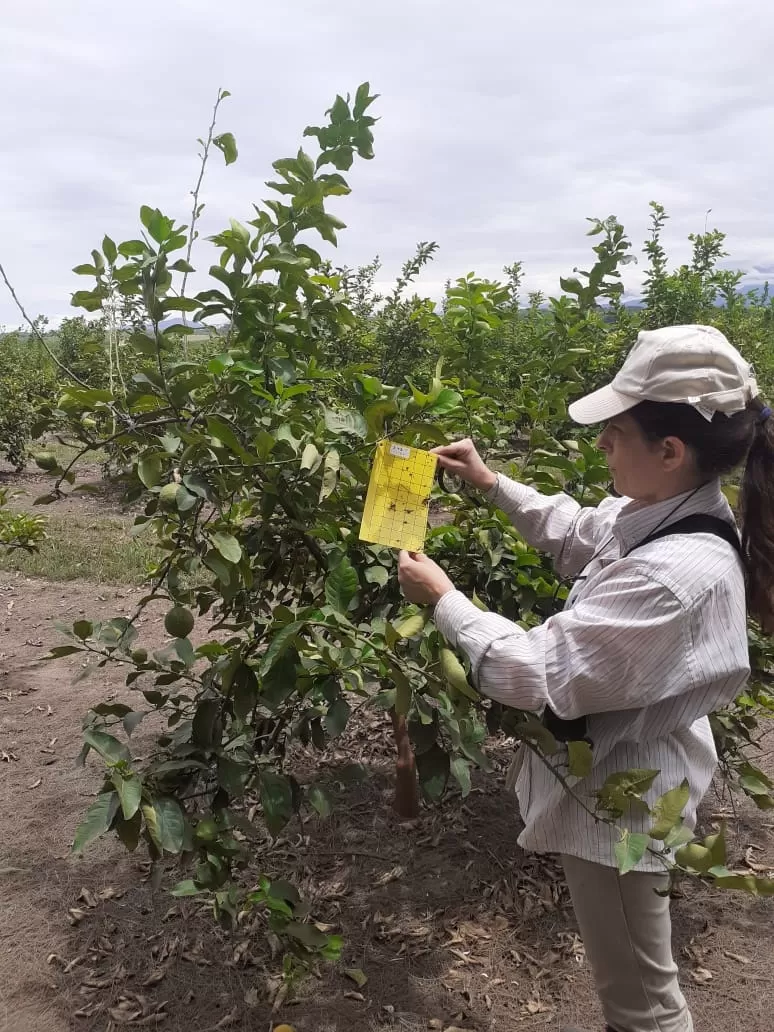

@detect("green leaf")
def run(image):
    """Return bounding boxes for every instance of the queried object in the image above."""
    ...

[83,729,130,764]
[308,783,333,817]
[648,780,690,840]
[300,442,320,471]
[113,773,142,820]
[615,830,650,875]
[142,797,185,853]
[260,770,294,836]
[324,697,351,738]
[364,564,388,587]
[117,239,147,257]
[212,532,242,564]
[192,698,221,748]
[72,791,120,853]
[44,644,84,659]
[395,611,429,638]
[227,663,257,720]
[567,740,593,779]
[427,388,462,414]
[260,621,305,676]
[353,81,378,118]
[323,407,367,438]
[450,756,472,797]
[171,879,206,897]
[102,235,117,264]
[595,769,660,819]
[138,454,163,489]
[123,711,145,736]
[218,754,248,797]
[206,416,248,457]
[324,556,358,613]
[319,449,340,501]
[115,809,142,851]
[285,920,330,949]
[72,619,93,640]
[213,131,238,165]
[416,743,450,801]
[439,648,478,701]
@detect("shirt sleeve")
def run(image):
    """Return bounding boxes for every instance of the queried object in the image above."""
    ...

[433,560,692,719]
[484,473,619,579]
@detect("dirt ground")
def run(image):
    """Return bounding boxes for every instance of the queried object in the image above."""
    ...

[0,474,773,1030]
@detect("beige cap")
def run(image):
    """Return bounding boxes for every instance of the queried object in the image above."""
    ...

[569,324,758,425]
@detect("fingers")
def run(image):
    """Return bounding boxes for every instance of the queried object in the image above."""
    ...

[431,438,472,457]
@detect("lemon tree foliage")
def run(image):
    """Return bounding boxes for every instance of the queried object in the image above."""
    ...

[33,84,774,949]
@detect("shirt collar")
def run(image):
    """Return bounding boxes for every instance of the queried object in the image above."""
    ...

[612,479,734,554]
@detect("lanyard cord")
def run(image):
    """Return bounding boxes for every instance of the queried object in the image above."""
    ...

[550,484,705,607]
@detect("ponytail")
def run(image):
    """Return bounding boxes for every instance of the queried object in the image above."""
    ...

[629,399,774,629]
[740,399,774,629]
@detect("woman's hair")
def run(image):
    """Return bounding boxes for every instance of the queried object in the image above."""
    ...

[629,398,774,629]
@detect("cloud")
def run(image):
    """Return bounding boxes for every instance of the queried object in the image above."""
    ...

[2,0,772,325]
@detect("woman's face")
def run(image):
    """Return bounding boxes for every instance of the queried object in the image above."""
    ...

[596,413,695,502]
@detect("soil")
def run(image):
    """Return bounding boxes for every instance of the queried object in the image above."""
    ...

[0,475,773,1030]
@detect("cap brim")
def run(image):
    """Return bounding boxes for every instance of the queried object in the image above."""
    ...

[568,384,641,425]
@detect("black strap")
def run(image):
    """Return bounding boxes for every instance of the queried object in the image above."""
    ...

[543,513,742,744]
[624,513,742,559]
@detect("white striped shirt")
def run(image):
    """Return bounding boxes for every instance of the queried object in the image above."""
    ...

[434,474,750,871]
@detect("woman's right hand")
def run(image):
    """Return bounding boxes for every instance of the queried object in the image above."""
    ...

[431,438,497,492]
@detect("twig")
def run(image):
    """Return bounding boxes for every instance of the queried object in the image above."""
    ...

[180,87,229,344]
[520,738,605,825]
[0,261,92,389]
[298,848,396,862]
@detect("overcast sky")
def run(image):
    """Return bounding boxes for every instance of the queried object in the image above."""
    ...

[2,0,773,326]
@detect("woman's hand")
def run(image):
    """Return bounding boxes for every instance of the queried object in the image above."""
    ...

[432,438,497,492]
[397,551,455,606]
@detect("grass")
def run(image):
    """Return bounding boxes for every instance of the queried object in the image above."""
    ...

[0,511,158,584]
[32,439,108,469]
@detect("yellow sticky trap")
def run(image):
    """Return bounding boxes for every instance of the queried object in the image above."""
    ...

[359,441,437,552]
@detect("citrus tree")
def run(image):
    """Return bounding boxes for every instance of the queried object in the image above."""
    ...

[26,85,774,969]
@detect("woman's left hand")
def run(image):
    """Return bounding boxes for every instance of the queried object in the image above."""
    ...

[397,550,455,606]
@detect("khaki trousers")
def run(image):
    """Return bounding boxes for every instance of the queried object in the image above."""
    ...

[561,855,693,1032]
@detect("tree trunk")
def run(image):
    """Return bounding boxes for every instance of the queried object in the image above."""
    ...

[391,710,419,818]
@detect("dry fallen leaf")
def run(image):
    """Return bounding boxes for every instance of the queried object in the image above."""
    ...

[214,1008,240,1028]
[343,967,368,988]
[79,888,98,909]
[343,991,365,1001]
[28,777,42,789]
[691,967,713,984]
[374,865,405,886]
[143,968,166,987]
[724,951,751,965]
[67,908,87,926]
[744,847,773,874]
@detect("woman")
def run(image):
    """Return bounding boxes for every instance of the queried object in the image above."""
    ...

[397,325,774,1032]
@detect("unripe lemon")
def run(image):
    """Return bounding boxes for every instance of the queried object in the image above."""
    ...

[131,648,148,664]
[158,483,180,512]
[33,452,58,471]
[675,843,712,871]
[273,1026,296,1032]
[164,605,194,639]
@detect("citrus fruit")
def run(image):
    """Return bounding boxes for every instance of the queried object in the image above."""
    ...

[164,605,194,638]
[131,648,148,664]
[675,843,712,871]
[158,483,180,512]
[33,452,58,471]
